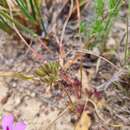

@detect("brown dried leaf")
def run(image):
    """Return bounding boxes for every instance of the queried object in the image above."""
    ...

[81,69,90,91]
[75,111,91,130]
[64,52,82,70]
[96,98,106,109]
[76,69,94,92]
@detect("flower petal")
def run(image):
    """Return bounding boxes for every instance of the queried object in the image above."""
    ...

[13,122,27,130]
[2,114,14,130]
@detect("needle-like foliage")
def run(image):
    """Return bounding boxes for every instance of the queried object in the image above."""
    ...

[80,0,123,49]
[35,62,60,86]
[0,0,46,39]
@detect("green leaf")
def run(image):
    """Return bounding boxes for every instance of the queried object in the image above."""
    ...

[33,0,47,34]
[0,0,47,37]
[109,0,121,16]
[35,62,60,86]
[109,0,116,10]
[91,19,104,34]
[80,21,86,33]
[0,16,12,33]
[29,0,36,20]
[14,72,34,80]
[15,0,35,22]
[0,11,37,37]
[96,0,104,16]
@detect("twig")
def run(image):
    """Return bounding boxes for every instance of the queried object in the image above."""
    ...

[87,98,106,122]
[59,0,74,45]
[45,107,69,130]
[37,38,52,53]
[50,0,69,33]
[59,82,73,106]
[0,71,36,80]
[6,0,43,60]
[96,68,126,91]
[80,97,105,128]
[59,0,74,67]
[78,49,119,70]
[76,0,80,34]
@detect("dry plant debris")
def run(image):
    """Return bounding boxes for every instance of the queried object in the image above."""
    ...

[0,0,130,130]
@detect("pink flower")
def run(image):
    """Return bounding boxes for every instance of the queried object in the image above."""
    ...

[2,114,26,130]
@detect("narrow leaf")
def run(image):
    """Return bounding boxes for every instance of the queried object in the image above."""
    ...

[15,0,35,22]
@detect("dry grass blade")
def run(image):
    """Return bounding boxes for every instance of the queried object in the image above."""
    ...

[96,58,101,74]
[59,0,74,45]
[6,0,43,59]
[64,52,82,70]
[79,49,119,70]
[96,68,127,91]
[45,107,69,130]
[76,0,80,33]
[87,98,105,122]
[0,71,34,80]
[59,0,74,67]
[0,5,7,11]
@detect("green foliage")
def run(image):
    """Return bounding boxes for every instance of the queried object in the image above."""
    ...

[16,0,35,22]
[109,0,117,9]
[84,0,122,49]
[0,11,37,37]
[109,0,119,16]
[80,21,87,33]
[0,15,12,33]
[91,19,105,35]
[0,0,46,39]
[96,0,104,16]
[0,62,60,86]
[35,62,60,86]
[14,72,34,80]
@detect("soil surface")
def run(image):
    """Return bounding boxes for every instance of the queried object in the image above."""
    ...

[0,1,130,130]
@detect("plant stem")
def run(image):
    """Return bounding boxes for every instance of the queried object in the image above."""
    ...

[124,12,129,65]
[60,82,73,106]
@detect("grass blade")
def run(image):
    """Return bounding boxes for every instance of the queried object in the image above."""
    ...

[15,0,35,22]
[29,0,36,20]
[0,0,7,7]
[33,0,47,34]
[0,11,37,37]
[0,16,12,33]
[96,0,104,16]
